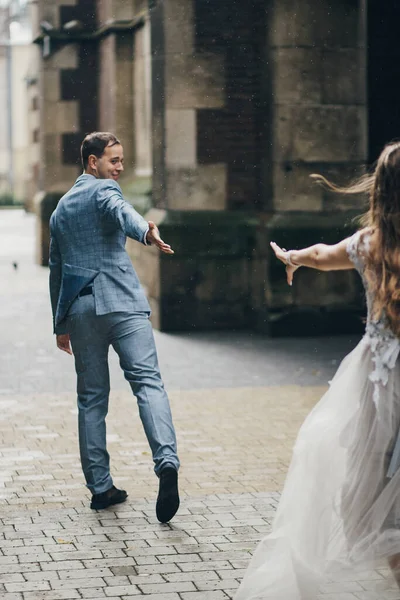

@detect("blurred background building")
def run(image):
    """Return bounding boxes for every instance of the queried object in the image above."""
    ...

[0,0,34,205]
[2,0,397,334]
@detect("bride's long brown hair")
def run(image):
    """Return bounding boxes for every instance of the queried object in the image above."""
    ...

[311,141,400,336]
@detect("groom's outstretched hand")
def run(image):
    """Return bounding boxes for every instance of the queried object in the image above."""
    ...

[146,221,174,255]
[56,334,73,355]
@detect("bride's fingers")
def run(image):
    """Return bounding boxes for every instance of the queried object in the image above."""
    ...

[287,265,299,286]
[270,242,286,261]
[271,242,297,285]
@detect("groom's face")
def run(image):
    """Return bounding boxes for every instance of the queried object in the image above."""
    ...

[94,143,124,181]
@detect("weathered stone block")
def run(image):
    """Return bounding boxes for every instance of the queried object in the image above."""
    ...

[43,133,61,169]
[273,105,293,162]
[273,162,323,212]
[44,164,80,193]
[43,101,79,134]
[321,49,366,105]
[295,269,358,307]
[151,107,165,205]
[42,70,61,102]
[265,210,360,248]
[159,257,249,303]
[42,132,79,189]
[270,0,360,49]
[273,48,322,104]
[165,52,225,110]
[266,275,294,310]
[167,164,227,210]
[113,0,136,20]
[291,106,365,162]
[166,109,196,167]
[273,162,367,212]
[164,0,194,56]
[45,44,79,70]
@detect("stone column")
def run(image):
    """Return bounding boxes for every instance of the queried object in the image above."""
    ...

[134,17,152,177]
[98,32,135,179]
[97,0,141,183]
[128,0,265,331]
[260,0,367,334]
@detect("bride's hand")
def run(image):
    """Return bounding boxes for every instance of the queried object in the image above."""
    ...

[270,241,299,287]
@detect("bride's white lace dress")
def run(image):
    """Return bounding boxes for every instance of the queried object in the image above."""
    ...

[236,230,400,600]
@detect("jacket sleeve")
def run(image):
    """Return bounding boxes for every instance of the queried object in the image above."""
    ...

[48,215,67,335]
[96,180,149,244]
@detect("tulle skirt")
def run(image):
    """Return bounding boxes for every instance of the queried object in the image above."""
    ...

[236,336,400,600]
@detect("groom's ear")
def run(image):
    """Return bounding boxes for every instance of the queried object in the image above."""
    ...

[88,154,97,170]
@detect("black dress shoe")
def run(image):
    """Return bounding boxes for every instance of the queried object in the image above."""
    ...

[156,467,180,523]
[90,485,128,510]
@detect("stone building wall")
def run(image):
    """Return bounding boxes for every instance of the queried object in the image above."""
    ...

[128,0,367,333]
[34,0,368,334]
[255,0,367,334]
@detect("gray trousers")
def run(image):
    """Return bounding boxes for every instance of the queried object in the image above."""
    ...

[67,294,179,494]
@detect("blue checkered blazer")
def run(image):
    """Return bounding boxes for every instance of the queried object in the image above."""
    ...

[49,174,151,335]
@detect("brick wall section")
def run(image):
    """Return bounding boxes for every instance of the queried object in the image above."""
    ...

[195,0,267,211]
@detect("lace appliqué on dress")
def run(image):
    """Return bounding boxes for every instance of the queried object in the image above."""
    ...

[364,321,400,407]
[346,230,367,274]
[346,231,400,410]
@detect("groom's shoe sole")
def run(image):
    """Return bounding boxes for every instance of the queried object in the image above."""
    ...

[156,467,180,523]
[90,487,128,510]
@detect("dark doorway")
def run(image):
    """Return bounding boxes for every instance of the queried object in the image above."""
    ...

[368,0,400,163]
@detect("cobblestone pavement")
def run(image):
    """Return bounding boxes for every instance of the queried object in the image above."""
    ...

[1,210,398,599]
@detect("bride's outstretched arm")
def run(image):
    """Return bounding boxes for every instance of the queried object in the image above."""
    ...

[270,235,357,286]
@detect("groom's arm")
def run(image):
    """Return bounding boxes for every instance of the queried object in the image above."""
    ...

[96,180,149,244]
[49,215,68,335]
[96,181,174,254]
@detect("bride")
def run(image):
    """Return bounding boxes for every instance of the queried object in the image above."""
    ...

[236,141,400,600]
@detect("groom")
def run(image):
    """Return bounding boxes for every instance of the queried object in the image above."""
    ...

[49,131,180,522]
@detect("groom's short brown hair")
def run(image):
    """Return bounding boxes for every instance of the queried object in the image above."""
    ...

[81,132,120,169]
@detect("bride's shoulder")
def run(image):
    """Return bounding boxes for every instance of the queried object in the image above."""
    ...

[346,227,374,271]
[349,227,374,249]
